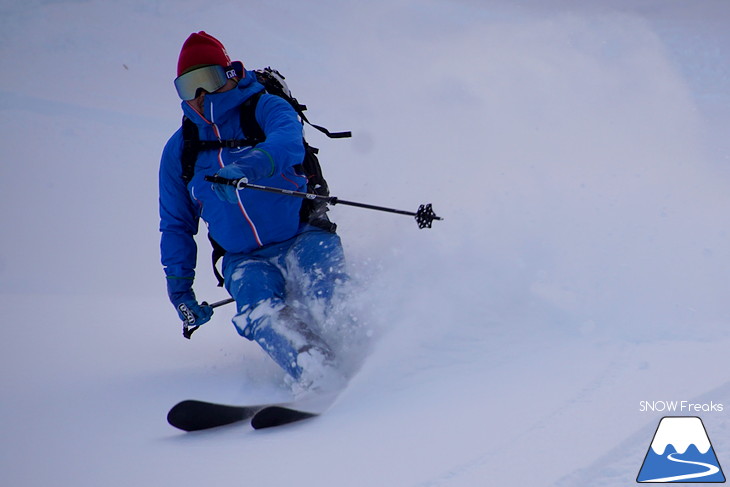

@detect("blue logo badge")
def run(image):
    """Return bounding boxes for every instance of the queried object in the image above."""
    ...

[637,416,725,483]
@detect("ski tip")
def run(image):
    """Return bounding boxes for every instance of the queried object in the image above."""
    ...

[167,400,203,431]
[250,406,319,430]
[167,400,257,432]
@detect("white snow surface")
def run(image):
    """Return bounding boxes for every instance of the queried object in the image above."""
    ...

[2,1,730,486]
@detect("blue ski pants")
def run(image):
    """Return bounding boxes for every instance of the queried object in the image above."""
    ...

[222,226,347,377]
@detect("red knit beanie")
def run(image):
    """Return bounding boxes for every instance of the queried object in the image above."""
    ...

[177,31,232,76]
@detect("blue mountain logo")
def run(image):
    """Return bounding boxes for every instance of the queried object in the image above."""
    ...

[637,416,725,483]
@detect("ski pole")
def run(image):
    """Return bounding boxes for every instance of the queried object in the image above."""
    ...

[204,175,443,229]
[204,297,235,309]
[182,297,235,339]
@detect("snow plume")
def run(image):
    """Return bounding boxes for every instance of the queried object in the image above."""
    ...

[336,1,730,348]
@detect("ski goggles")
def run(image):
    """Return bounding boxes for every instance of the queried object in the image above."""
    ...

[174,64,239,101]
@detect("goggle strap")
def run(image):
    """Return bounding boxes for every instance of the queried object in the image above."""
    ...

[229,61,244,78]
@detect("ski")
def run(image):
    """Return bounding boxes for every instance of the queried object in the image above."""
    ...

[250,406,320,429]
[167,400,263,431]
[168,390,342,432]
[250,390,340,429]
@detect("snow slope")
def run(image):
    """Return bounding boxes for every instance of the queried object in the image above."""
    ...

[1,1,730,486]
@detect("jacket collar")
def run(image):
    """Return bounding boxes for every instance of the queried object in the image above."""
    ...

[181,69,264,125]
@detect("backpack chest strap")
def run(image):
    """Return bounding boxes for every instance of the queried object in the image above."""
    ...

[183,138,258,151]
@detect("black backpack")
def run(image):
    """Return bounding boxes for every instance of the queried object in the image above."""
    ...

[180,67,351,286]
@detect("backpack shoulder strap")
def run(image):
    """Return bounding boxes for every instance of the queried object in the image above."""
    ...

[239,91,265,144]
[180,116,199,184]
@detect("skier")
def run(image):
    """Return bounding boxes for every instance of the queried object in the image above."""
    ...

[159,32,348,394]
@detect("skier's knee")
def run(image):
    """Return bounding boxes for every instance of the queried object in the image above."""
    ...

[232,298,284,339]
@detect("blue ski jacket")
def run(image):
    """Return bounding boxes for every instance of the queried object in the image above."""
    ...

[159,69,307,302]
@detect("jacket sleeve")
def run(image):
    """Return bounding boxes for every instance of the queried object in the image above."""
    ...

[159,130,199,303]
[247,93,305,177]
